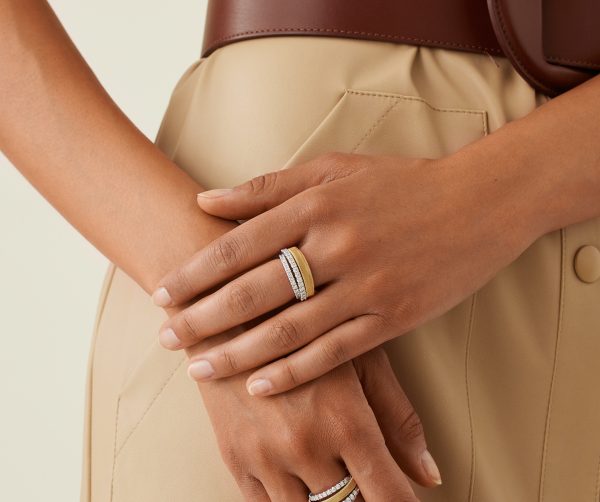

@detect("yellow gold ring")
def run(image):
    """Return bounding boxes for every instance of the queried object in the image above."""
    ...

[289,246,315,298]
[320,478,358,502]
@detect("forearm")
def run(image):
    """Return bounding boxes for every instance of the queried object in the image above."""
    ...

[0,0,234,293]
[450,74,600,244]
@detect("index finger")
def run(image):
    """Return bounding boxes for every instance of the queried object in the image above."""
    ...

[151,198,308,307]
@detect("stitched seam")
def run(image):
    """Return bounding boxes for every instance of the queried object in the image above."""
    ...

[346,90,488,117]
[113,355,186,461]
[110,356,186,499]
[351,100,399,153]
[208,27,503,55]
[82,264,117,502]
[81,264,116,502]
[346,90,488,153]
[492,0,553,96]
[538,228,567,502]
[465,293,478,502]
[109,396,121,502]
[546,55,600,70]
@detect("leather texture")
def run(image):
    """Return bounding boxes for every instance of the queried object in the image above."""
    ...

[201,0,504,58]
[543,0,600,71]
[488,0,597,96]
[202,0,600,97]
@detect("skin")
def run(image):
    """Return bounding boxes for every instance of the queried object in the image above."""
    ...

[154,75,600,396]
[0,0,440,500]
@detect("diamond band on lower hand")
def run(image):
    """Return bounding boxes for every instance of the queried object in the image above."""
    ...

[308,476,359,502]
[309,476,351,501]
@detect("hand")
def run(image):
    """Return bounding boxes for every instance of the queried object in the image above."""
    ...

[154,152,534,394]
[195,337,442,501]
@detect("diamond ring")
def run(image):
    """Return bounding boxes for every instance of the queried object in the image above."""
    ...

[279,246,315,301]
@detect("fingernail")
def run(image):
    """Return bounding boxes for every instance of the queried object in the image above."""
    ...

[197,188,232,199]
[188,359,215,380]
[421,450,442,485]
[152,287,172,307]
[247,378,272,396]
[159,328,181,349]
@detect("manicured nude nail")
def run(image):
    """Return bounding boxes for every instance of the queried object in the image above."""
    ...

[421,450,442,485]
[159,328,182,349]
[247,378,273,396]
[197,188,232,198]
[152,287,172,307]
[188,359,215,380]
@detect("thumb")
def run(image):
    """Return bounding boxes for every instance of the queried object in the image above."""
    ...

[196,152,356,220]
[354,348,443,489]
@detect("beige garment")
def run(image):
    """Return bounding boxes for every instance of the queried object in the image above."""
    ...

[80,36,600,502]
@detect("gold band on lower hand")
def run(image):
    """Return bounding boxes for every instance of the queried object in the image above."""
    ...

[321,478,357,502]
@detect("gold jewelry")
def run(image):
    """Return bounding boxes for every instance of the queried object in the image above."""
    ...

[289,246,315,298]
[308,476,351,501]
[321,478,358,502]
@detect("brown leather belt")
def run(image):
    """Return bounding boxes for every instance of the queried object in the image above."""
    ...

[201,0,600,96]
[201,0,503,59]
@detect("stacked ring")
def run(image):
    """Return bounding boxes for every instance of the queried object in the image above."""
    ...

[308,476,360,502]
[279,246,315,301]
[309,476,351,501]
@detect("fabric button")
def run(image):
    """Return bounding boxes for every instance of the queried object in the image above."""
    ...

[574,245,600,284]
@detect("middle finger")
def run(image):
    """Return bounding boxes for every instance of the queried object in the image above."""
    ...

[159,244,336,350]
[159,258,295,349]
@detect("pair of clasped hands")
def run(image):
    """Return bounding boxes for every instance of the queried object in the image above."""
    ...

[150,152,533,501]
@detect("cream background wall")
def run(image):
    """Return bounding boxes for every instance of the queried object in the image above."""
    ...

[0,1,207,499]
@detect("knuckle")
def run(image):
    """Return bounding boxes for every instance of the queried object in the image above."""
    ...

[390,297,420,332]
[327,226,363,262]
[217,345,240,373]
[305,190,330,215]
[237,474,264,497]
[399,409,425,442]
[353,347,389,379]
[286,431,314,460]
[210,238,245,272]
[224,281,260,316]
[172,265,195,298]
[180,311,201,340]
[279,358,301,388]
[318,151,348,168]
[333,415,360,442]
[319,152,356,183]
[253,441,274,468]
[265,317,304,352]
[316,337,348,369]
[218,443,244,475]
[366,311,393,335]
[248,172,277,195]
[298,190,331,225]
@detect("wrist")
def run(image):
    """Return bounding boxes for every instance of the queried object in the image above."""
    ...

[461,80,600,242]
[445,111,598,252]
[438,126,547,258]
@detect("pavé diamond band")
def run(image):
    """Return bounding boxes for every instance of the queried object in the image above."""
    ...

[308,477,358,502]
[279,246,315,301]
[308,475,351,501]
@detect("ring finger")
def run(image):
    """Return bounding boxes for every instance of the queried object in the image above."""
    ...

[295,458,351,502]
[158,246,333,350]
